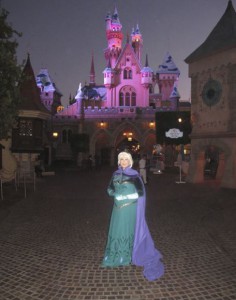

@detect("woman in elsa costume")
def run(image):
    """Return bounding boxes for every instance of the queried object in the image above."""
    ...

[102,151,164,281]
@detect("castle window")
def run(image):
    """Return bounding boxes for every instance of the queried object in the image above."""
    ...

[125,92,130,106]
[128,70,132,79]
[119,92,124,106]
[119,86,136,107]
[124,68,132,79]
[131,92,136,106]
[19,120,33,136]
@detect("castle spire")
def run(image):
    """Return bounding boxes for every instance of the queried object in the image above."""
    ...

[89,53,95,86]
[145,54,149,67]
[131,23,143,62]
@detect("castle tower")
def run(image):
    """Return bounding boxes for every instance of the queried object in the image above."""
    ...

[131,24,143,62]
[36,69,62,114]
[75,83,84,118]
[141,54,153,88]
[104,7,123,68]
[169,81,180,110]
[156,52,180,101]
[103,58,115,89]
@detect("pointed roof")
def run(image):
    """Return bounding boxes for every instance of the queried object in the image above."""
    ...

[89,53,96,86]
[19,55,50,117]
[115,41,142,71]
[141,54,153,73]
[157,52,180,74]
[105,11,111,21]
[75,83,83,100]
[36,69,62,95]
[72,85,106,102]
[103,57,113,73]
[170,82,180,98]
[185,0,236,63]
[112,6,121,24]
[131,24,141,36]
[145,54,148,67]
[90,54,95,75]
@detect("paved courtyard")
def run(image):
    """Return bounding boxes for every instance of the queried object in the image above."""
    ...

[0,163,235,300]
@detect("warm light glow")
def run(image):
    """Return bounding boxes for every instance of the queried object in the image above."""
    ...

[128,137,132,141]
[149,121,155,128]
[53,132,58,138]
[57,105,64,113]
[178,118,182,123]
[100,121,104,127]
[123,132,133,137]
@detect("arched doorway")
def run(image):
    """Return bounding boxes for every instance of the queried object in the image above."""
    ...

[115,137,140,167]
[204,145,220,179]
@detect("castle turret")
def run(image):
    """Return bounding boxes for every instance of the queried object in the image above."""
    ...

[156,52,180,101]
[103,58,114,89]
[131,24,143,62]
[169,81,180,110]
[75,83,84,118]
[141,54,153,87]
[104,6,123,68]
[36,68,62,114]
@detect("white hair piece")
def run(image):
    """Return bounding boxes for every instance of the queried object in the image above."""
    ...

[118,152,133,167]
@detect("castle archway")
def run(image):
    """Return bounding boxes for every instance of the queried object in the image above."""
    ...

[187,138,232,187]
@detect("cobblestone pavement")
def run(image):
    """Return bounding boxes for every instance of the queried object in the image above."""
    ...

[0,163,235,300]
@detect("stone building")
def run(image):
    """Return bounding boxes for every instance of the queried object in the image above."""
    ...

[11,55,51,168]
[0,55,51,192]
[185,0,236,188]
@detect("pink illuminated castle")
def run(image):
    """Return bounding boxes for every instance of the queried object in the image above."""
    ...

[36,6,188,164]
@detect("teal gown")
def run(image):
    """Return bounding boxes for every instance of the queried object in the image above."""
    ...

[102,171,141,267]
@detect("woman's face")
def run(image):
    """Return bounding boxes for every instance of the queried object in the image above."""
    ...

[119,157,130,169]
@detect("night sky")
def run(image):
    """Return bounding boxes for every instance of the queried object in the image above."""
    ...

[2,0,233,106]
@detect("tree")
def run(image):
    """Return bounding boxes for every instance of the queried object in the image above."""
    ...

[0,7,22,140]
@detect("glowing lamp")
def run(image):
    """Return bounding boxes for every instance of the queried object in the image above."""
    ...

[99,121,106,129]
[53,132,58,138]
[149,121,155,128]
[178,118,182,123]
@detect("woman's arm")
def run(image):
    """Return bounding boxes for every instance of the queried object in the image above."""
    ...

[134,176,144,197]
[107,175,115,197]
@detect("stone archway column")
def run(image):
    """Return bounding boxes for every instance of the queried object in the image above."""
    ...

[0,138,17,180]
[110,147,116,167]
[220,147,236,189]
[186,143,205,183]
[216,152,224,180]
